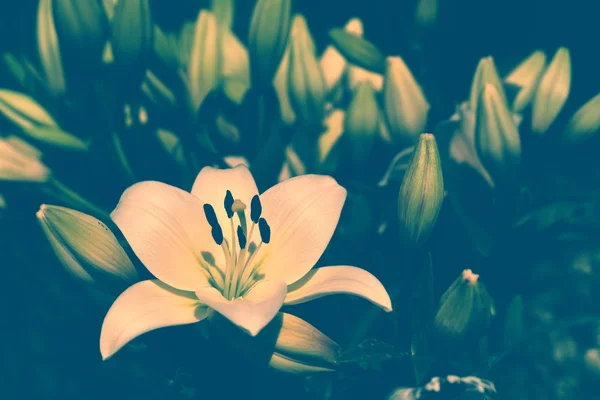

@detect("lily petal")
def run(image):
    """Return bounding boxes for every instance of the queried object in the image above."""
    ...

[285,266,392,312]
[195,280,287,336]
[259,174,346,285]
[191,165,259,243]
[100,280,207,360]
[111,181,216,291]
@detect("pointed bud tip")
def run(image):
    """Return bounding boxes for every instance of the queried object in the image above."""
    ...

[462,269,479,284]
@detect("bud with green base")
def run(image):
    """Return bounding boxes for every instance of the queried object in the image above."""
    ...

[288,32,327,129]
[52,0,109,67]
[563,93,600,145]
[37,205,138,291]
[475,83,521,187]
[397,133,444,247]
[384,56,430,145]
[469,56,507,114]
[248,0,292,89]
[345,81,379,166]
[531,47,571,135]
[110,0,153,85]
[433,269,495,351]
[504,50,547,113]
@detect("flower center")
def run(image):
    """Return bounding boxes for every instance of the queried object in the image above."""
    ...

[201,191,271,300]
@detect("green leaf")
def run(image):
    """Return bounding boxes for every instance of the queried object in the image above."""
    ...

[328,28,385,73]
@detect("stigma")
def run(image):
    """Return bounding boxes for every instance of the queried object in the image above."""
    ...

[202,191,271,299]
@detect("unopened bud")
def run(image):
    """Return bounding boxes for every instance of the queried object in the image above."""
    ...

[345,81,379,165]
[475,83,521,185]
[469,56,506,114]
[398,133,444,247]
[274,14,317,125]
[328,28,385,73]
[288,35,327,127]
[248,0,292,89]
[433,269,495,349]
[0,90,88,150]
[222,30,250,89]
[210,0,234,29]
[384,56,430,145]
[52,0,109,67]
[504,50,547,113]
[110,0,153,82]
[36,205,138,288]
[37,0,66,96]
[0,136,50,182]
[415,0,439,27]
[563,93,600,144]
[531,47,571,134]
[188,10,222,113]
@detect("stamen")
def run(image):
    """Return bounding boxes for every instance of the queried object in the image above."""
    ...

[224,190,234,218]
[232,199,246,212]
[237,225,247,249]
[258,218,271,243]
[210,226,223,245]
[203,204,220,228]
[250,195,262,223]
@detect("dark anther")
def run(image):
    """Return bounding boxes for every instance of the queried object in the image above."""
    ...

[250,195,262,223]
[211,226,224,245]
[203,204,219,228]
[237,225,247,249]
[224,190,234,218]
[258,218,271,244]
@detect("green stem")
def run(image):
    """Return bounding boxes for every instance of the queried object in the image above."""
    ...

[45,177,111,220]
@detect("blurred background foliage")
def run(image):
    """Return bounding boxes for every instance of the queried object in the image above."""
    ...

[1,0,600,399]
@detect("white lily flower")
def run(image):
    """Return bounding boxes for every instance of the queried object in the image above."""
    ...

[100,165,392,360]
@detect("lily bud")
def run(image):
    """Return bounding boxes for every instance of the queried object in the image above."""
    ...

[213,312,340,374]
[222,30,250,87]
[345,81,379,165]
[415,0,439,27]
[0,136,50,182]
[188,10,222,113]
[110,0,153,81]
[37,0,66,96]
[433,269,495,349]
[0,90,88,150]
[328,28,385,73]
[475,83,521,185]
[320,18,363,94]
[563,93,600,144]
[504,50,547,113]
[288,35,327,128]
[398,133,444,247]
[36,205,138,288]
[52,0,109,67]
[384,56,430,145]
[248,0,292,89]
[318,110,345,171]
[531,47,571,134]
[469,56,507,114]
[274,14,317,125]
[210,0,234,29]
